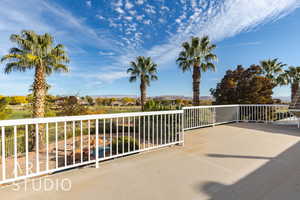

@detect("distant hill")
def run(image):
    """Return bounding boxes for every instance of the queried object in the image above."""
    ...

[91,95,137,98]
[91,95,213,100]
[273,96,290,103]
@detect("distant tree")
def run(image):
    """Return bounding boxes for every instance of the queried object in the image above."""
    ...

[177,36,217,106]
[259,58,285,85]
[127,56,158,111]
[95,98,105,106]
[0,97,11,119]
[121,97,135,105]
[182,99,191,106]
[210,65,244,104]
[175,99,183,105]
[9,96,28,105]
[144,99,172,111]
[58,96,88,116]
[199,99,213,105]
[1,30,69,119]
[277,66,300,103]
[211,65,274,104]
[85,96,94,106]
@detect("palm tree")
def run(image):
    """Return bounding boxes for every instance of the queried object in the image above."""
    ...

[1,30,69,119]
[177,36,217,106]
[277,66,300,103]
[127,56,158,111]
[259,58,285,84]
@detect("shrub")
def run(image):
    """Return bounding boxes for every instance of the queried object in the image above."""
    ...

[9,96,28,105]
[112,136,139,154]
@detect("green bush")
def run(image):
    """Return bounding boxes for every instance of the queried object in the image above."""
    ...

[112,136,139,154]
[144,99,175,111]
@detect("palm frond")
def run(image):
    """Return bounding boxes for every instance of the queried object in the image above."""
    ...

[177,35,217,74]
[127,56,158,88]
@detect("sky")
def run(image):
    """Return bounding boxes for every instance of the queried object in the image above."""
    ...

[0,0,300,98]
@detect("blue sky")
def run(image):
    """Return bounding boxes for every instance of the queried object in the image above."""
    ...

[0,0,300,98]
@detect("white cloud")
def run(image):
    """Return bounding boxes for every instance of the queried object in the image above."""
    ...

[113,0,123,7]
[143,0,300,67]
[124,16,133,21]
[129,10,137,16]
[86,1,92,8]
[175,18,181,23]
[115,7,125,14]
[136,15,144,21]
[96,15,105,20]
[95,71,128,83]
[233,41,262,47]
[191,0,197,9]
[143,19,151,24]
[71,70,129,84]
[159,18,166,23]
[98,51,116,56]
[161,6,170,11]
[136,0,145,5]
[144,4,156,14]
[125,0,134,9]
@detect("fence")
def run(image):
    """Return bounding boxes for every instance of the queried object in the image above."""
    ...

[0,110,184,185]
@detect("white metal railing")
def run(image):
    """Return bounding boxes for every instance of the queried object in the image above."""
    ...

[239,104,291,122]
[183,105,239,130]
[183,104,296,130]
[0,110,184,185]
[0,104,297,185]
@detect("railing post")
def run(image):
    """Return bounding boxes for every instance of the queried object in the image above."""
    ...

[95,119,99,168]
[1,127,6,181]
[212,107,216,127]
[181,112,184,147]
[236,105,240,122]
[266,106,268,123]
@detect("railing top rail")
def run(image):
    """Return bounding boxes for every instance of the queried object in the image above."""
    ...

[0,110,183,127]
[289,109,300,112]
[239,104,289,106]
[183,105,240,109]
[183,104,289,109]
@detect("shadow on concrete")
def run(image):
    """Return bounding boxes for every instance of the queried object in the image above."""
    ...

[206,153,274,160]
[198,141,300,200]
[224,122,300,137]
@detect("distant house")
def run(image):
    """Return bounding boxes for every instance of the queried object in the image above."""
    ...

[124,102,136,106]
[78,98,89,106]
[111,101,123,106]
[54,97,66,105]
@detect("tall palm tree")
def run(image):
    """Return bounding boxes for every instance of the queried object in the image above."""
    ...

[177,36,217,106]
[277,66,300,103]
[259,58,285,84]
[1,30,69,118]
[127,56,158,111]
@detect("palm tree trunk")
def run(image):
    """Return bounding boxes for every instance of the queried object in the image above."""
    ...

[291,82,299,104]
[192,65,201,106]
[32,65,46,150]
[140,81,146,111]
[33,66,46,118]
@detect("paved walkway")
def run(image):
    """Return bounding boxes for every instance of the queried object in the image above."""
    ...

[1,123,300,200]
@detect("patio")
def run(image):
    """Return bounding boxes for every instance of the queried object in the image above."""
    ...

[1,122,300,200]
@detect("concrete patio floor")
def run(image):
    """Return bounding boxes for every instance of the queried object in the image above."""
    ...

[1,123,300,200]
